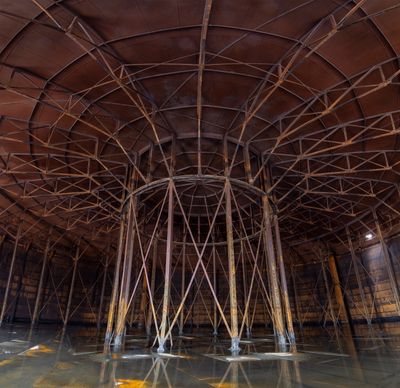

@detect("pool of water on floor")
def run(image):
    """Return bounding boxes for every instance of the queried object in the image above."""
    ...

[0,323,399,387]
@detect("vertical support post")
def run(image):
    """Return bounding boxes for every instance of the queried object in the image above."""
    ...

[157,181,174,353]
[64,245,79,330]
[194,229,200,331]
[225,180,240,352]
[178,229,186,336]
[240,237,251,338]
[290,265,303,331]
[274,215,295,343]
[212,242,219,336]
[346,227,371,325]
[32,232,52,326]
[105,214,126,342]
[321,259,338,332]
[328,253,350,323]
[262,196,286,348]
[146,238,158,336]
[0,223,22,326]
[146,141,154,183]
[11,241,31,323]
[373,209,400,316]
[39,253,53,324]
[224,135,240,353]
[128,263,139,327]
[138,263,148,329]
[0,235,6,265]
[114,196,137,347]
[262,240,273,330]
[243,142,253,184]
[190,282,195,330]
[97,255,109,331]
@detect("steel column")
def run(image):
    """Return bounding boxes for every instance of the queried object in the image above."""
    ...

[346,227,371,325]
[212,242,219,336]
[243,143,253,184]
[146,238,158,336]
[105,214,126,342]
[114,196,137,347]
[240,237,251,338]
[138,263,148,329]
[0,223,22,326]
[178,229,186,336]
[262,196,286,347]
[321,259,338,334]
[97,257,109,331]
[157,181,174,353]
[274,215,295,343]
[128,264,139,327]
[225,180,240,352]
[328,254,350,324]
[0,235,5,266]
[373,210,400,316]
[63,246,79,329]
[10,242,31,323]
[32,234,52,326]
[290,265,303,331]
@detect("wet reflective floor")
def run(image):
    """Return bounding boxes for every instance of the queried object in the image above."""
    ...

[0,324,399,387]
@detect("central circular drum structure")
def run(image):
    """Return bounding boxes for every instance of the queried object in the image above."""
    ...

[106,137,293,352]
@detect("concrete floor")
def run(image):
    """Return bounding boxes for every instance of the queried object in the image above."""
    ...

[0,324,399,387]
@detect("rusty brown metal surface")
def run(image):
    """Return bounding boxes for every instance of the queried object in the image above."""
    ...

[0,1,398,251]
[1,0,400,352]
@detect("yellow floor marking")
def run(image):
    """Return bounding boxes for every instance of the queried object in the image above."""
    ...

[0,359,13,367]
[115,378,150,387]
[33,376,91,388]
[55,361,73,370]
[21,344,55,357]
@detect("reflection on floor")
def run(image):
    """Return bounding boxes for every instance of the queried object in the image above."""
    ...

[0,323,399,387]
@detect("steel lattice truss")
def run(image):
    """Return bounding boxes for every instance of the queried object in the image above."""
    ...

[0,0,400,255]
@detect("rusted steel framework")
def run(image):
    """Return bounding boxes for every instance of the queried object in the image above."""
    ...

[0,0,400,352]
[104,177,295,352]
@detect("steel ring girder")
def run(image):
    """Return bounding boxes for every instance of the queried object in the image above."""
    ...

[127,174,268,205]
[141,229,263,248]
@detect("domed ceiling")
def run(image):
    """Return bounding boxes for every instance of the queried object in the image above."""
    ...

[1,0,400,253]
